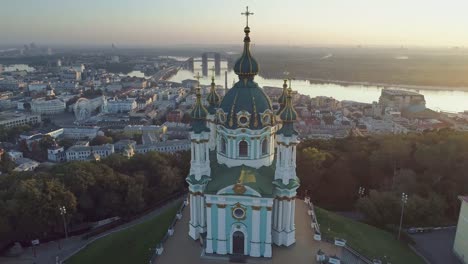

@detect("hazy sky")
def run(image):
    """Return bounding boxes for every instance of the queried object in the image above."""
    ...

[1,0,468,47]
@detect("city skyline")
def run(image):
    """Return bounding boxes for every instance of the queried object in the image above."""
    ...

[2,0,468,47]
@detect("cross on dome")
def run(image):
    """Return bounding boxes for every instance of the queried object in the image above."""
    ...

[241,6,254,27]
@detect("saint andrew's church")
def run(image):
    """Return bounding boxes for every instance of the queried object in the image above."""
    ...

[186,8,299,258]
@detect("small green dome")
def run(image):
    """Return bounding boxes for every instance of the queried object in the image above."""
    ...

[191,87,209,133]
[277,79,288,112]
[277,88,298,136]
[233,27,259,79]
[206,76,220,114]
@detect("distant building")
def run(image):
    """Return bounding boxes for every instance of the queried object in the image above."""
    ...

[48,146,66,162]
[31,97,66,115]
[379,89,426,112]
[107,97,137,113]
[62,126,100,140]
[166,109,184,123]
[7,151,23,161]
[13,158,39,172]
[134,139,190,154]
[454,196,468,263]
[61,69,81,81]
[65,144,114,161]
[0,112,41,128]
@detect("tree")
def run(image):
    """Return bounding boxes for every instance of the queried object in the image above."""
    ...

[90,135,113,146]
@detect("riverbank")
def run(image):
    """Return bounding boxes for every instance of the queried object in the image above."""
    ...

[309,78,468,92]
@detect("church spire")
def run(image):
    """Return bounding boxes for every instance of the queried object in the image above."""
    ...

[278,79,288,112]
[190,72,209,134]
[278,82,298,137]
[234,6,259,80]
[206,66,220,114]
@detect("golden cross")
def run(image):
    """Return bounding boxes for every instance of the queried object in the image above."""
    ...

[241,6,254,27]
[283,71,295,88]
[210,66,216,80]
[194,72,202,86]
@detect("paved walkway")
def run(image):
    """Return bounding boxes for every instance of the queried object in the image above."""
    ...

[0,197,184,264]
[157,199,341,264]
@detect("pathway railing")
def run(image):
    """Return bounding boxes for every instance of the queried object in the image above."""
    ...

[304,197,373,264]
[149,196,187,264]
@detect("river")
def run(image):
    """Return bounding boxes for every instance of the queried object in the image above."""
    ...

[169,69,468,113]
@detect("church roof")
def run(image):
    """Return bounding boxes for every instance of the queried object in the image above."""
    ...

[277,80,288,112]
[202,152,275,197]
[233,26,259,78]
[277,87,298,136]
[190,84,209,134]
[219,22,273,130]
[206,75,220,114]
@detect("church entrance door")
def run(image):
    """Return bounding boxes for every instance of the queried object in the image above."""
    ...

[232,231,245,254]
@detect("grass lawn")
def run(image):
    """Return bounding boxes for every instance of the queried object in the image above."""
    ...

[67,202,181,264]
[315,207,424,264]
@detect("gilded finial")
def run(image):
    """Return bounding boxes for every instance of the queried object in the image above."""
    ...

[210,66,215,82]
[241,6,254,27]
[194,72,202,94]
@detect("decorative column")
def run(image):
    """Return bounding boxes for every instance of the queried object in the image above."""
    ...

[290,199,295,231]
[284,200,291,232]
[278,199,283,231]
[200,196,206,233]
[206,203,214,253]
[189,193,199,239]
[216,204,227,254]
[250,206,261,257]
[264,206,272,257]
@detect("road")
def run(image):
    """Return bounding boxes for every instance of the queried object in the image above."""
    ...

[410,227,462,264]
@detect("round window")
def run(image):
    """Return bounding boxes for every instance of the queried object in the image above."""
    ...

[239,116,248,126]
[233,208,245,219]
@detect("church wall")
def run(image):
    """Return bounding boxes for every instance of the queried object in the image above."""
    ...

[206,195,273,256]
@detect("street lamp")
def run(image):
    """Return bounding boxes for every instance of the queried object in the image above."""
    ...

[59,206,68,239]
[398,193,408,240]
[358,186,366,198]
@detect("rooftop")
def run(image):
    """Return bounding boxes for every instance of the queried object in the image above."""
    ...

[382,89,423,96]
[202,152,275,197]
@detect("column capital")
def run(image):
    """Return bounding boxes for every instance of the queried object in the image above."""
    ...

[217,204,227,208]
[251,205,262,211]
[206,203,212,208]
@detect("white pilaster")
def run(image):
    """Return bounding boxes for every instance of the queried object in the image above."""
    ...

[264,208,272,257]
[290,199,295,231]
[278,200,283,231]
[206,204,213,253]
[250,207,261,257]
[216,205,227,254]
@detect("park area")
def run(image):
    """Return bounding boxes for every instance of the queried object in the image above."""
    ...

[66,202,181,264]
[315,207,425,264]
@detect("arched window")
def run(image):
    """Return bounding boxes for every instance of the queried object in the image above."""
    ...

[238,141,248,157]
[221,137,227,154]
[261,138,268,156]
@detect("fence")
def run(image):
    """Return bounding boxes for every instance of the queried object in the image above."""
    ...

[304,197,373,264]
[149,196,187,264]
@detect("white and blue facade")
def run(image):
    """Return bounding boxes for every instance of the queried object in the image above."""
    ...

[186,16,299,259]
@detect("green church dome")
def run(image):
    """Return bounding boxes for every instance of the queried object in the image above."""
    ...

[206,75,220,114]
[191,86,209,133]
[233,26,259,78]
[277,79,288,112]
[219,24,273,130]
[277,88,298,136]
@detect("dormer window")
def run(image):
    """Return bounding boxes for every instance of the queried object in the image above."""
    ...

[261,138,268,156]
[221,137,227,154]
[238,140,248,157]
